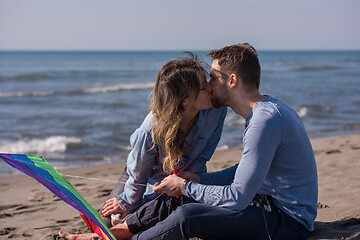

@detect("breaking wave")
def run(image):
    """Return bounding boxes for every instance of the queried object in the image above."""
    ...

[296,106,308,118]
[83,82,154,93]
[0,82,154,98]
[224,112,246,126]
[0,91,55,98]
[0,136,81,155]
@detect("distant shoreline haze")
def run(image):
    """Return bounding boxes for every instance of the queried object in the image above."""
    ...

[1,49,360,52]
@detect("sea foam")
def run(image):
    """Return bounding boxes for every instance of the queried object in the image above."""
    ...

[83,82,154,93]
[0,91,55,98]
[224,112,246,126]
[296,106,308,118]
[0,136,81,155]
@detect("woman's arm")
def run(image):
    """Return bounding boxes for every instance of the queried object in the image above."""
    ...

[115,115,159,213]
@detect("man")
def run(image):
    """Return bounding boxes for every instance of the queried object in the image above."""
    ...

[132,43,318,239]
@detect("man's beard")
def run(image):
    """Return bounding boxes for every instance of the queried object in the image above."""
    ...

[211,86,229,108]
[212,97,226,108]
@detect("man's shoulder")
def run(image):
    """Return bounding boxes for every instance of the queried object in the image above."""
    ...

[248,99,285,131]
[253,98,280,118]
[253,96,295,118]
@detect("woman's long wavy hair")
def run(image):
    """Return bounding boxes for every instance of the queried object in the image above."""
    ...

[151,53,207,173]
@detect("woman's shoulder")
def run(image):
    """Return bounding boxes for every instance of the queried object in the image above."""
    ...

[130,112,154,140]
[201,107,227,118]
[129,112,154,145]
[138,112,155,130]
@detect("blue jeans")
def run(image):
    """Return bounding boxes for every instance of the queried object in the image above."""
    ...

[130,195,309,240]
[126,194,197,234]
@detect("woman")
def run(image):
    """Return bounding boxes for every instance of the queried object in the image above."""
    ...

[59,54,227,240]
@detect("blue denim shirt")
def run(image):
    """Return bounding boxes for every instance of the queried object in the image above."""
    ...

[116,107,227,213]
[185,96,318,231]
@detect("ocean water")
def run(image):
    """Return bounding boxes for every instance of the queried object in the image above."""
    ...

[1,50,359,176]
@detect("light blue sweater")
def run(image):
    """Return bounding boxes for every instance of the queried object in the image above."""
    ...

[186,96,318,231]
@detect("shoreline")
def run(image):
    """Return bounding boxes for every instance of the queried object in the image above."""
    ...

[1,129,360,179]
[0,133,359,239]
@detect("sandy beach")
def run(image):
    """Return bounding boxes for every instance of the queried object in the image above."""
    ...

[1,133,360,239]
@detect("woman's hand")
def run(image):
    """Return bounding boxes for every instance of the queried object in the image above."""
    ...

[153,174,186,197]
[101,198,127,218]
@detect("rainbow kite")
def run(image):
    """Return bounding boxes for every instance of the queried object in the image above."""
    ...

[0,153,116,240]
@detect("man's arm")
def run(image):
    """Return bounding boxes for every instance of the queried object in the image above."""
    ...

[156,109,283,211]
[199,164,238,185]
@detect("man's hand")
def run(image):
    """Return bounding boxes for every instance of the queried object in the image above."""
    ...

[153,174,186,197]
[101,198,127,218]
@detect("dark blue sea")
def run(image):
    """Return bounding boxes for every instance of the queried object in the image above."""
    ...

[1,51,360,176]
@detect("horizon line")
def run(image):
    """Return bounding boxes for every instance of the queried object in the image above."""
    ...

[1,49,360,52]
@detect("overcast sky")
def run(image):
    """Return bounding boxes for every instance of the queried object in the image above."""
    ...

[1,0,359,50]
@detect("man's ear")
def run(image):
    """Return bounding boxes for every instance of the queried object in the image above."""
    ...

[228,73,239,88]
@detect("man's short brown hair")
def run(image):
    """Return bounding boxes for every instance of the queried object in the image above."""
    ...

[208,43,261,90]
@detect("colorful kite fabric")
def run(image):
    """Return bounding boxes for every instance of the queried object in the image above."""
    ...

[0,153,116,240]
